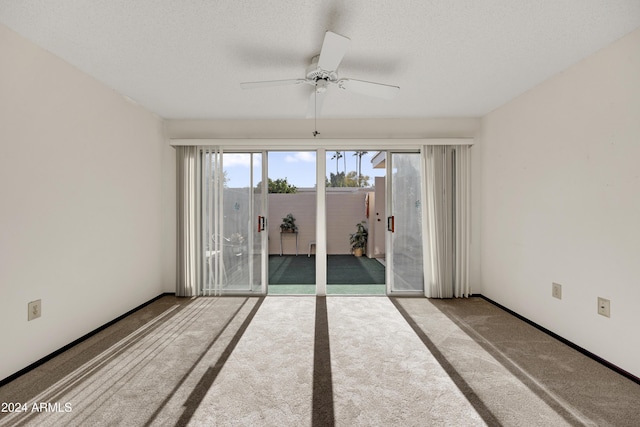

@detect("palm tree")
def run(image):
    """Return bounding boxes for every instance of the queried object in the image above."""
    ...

[343,151,347,174]
[353,151,368,187]
[331,151,343,174]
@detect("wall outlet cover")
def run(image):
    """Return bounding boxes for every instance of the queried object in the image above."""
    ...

[28,299,42,321]
[552,282,562,299]
[597,297,610,318]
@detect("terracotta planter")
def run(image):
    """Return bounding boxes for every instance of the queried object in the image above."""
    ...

[353,248,363,257]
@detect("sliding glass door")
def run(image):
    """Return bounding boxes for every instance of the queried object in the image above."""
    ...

[387,152,425,293]
[187,142,474,298]
[202,149,267,295]
[324,150,386,295]
[198,148,426,296]
[266,151,317,294]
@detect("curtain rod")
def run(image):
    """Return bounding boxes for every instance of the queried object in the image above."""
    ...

[169,138,474,148]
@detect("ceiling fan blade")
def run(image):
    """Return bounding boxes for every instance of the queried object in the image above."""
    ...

[317,31,350,71]
[240,79,308,89]
[306,89,327,118]
[337,78,400,100]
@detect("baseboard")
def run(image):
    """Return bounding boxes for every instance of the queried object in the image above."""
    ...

[0,292,175,387]
[478,294,640,386]
[4,292,638,388]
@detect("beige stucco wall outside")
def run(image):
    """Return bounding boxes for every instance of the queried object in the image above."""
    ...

[268,190,374,256]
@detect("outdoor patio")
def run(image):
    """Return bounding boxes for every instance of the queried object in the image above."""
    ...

[268,255,386,295]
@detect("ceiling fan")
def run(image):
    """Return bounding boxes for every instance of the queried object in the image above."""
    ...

[240,31,400,117]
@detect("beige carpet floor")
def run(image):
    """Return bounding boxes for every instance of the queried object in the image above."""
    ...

[1,296,639,426]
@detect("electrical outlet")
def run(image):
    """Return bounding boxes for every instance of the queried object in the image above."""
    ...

[28,299,41,321]
[597,297,610,318]
[552,282,562,299]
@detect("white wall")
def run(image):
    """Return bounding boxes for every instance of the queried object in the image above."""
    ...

[0,24,174,380]
[166,118,480,139]
[160,123,177,293]
[480,29,640,377]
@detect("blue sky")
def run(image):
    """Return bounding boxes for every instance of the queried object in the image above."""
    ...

[223,151,385,188]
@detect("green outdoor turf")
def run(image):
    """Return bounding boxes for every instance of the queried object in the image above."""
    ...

[268,255,315,284]
[327,255,385,284]
[268,255,385,285]
[268,285,316,295]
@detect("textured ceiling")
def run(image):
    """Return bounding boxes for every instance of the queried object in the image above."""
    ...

[1,1,639,120]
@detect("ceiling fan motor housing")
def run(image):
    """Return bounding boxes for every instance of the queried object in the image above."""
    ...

[306,54,338,91]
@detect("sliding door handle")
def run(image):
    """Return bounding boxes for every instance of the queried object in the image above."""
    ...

[257,216,266,232]
[387,216,395,232]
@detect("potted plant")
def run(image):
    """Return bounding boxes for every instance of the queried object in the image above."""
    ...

[349,221,368,257]
[280,213,298,233]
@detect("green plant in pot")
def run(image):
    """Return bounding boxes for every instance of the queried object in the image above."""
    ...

[280,213,298,233]
[349,221,368,257]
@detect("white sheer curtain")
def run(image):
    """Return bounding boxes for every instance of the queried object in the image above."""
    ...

[453,145,471,298]
[176,146,226,297]
[201,147,224,296]
[176,146,201,297]
[424,145,471,298]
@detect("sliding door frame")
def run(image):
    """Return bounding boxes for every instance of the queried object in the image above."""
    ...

[385,149,427,296]
[316,148,327,296]
[200,148,268,296]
